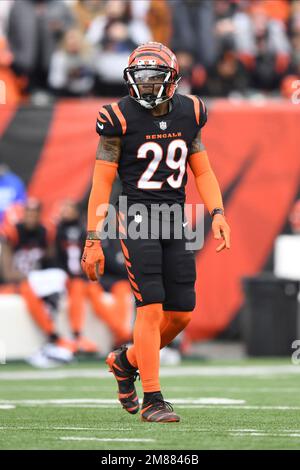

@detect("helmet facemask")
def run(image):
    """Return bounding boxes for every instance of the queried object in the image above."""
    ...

[124,66,180,109]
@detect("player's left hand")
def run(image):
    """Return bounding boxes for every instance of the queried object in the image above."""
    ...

[212,214,231,252]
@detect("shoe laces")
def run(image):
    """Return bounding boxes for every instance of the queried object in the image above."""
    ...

[152,398,174,412]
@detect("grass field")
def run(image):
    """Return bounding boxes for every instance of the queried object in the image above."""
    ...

[0,358,300,450]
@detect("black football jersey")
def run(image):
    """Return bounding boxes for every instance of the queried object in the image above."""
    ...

[96,94,207,206]
[55,220,86,277]
[8,223,48,275]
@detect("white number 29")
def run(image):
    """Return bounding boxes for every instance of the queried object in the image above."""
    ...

[137,139,188,190]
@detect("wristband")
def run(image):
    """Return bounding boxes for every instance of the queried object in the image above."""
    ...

[211,208,224,218]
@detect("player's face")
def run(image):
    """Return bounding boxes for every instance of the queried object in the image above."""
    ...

[134,70,167,98]
[23,208,40,229]
[61,202,79,222]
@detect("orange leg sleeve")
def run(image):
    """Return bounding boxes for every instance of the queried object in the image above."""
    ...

[67,277,87,334]
[19,280,56,335]
[130,303,163,393]
[126,310,192,369]
[160,311,192,348]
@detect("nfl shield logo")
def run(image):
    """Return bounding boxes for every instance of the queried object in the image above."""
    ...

[159,121,167,130]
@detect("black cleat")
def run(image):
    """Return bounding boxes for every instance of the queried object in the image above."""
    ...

[141,395,180,423]
[106,346,139,414]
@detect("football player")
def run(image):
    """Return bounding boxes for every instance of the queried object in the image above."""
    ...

[81,42,231,423]
[1,198,73,351]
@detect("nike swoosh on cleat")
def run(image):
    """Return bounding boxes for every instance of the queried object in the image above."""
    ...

[97,122,104,130]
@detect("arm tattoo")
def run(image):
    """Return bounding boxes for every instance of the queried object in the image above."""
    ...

[190,130,206,154]
[96,136,121,163]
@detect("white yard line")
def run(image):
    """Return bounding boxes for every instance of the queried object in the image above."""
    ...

[0,398,245,406]
[0,426,134,431]
[1,385,299,394]
[176,405,300,410]
[0,405,15,409]
[2,425,300,436]
[230,432,300,438]
[60,437,155,443]
[1,398,300,410]
[1,364,300,381]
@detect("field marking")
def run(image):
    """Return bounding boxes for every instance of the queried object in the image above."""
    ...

[60,437,155,443]
[0,398,245,406]
[230,432,300,438]
[1,364,300,381]
[0,426,134,431]
[1,385,299,394]
[0,405,15,410]
[176,405,300,410]
[2,397,300,410]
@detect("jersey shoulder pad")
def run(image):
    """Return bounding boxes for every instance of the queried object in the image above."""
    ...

[96,100,128,137]
[185,94,208,129]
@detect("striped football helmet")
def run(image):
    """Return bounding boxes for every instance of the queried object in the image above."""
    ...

[124,42,180,109]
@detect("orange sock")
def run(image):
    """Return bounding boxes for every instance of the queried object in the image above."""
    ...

[126,310,192,369]
[67,277,87,335]
[19,280,56,335]
[131,303,163,393]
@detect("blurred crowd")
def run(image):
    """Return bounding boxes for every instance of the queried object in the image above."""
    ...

[0,163,134,363]
[1,0,300,103]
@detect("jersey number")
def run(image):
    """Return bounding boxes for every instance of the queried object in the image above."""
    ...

[137,139,188,190]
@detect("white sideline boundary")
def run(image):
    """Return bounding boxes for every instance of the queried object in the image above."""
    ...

[1,364,300,381]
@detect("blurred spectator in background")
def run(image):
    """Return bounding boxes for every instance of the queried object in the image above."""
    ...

[85,1,151,47]
[0,165,26,225]
[2,0,300,99]
[205,47,249,97]
[72,0,106,34]
[0,198,73,357]
[55,200,133,351]
[55,200,98,353]
[170,0,217,68]
[289,1,300,70]
[146,0,172,46]
[7,0,74,93]
[0,1,27,102]
[0,34,27,103]
[86,232,134,349]
[0,0,13,38]
[249,2,291,91]
[48,28,95,96]
[86,0,142,95]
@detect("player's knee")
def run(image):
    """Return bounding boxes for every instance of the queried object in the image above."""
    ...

[136,302,163,326]
[170,311,192,329]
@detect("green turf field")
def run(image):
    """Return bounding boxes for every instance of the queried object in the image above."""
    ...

[0,359,300,450]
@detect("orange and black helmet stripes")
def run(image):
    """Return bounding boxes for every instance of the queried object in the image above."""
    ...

[124,42,180,109]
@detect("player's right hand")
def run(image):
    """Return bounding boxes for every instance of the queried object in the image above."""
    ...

[81,240,105,281]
